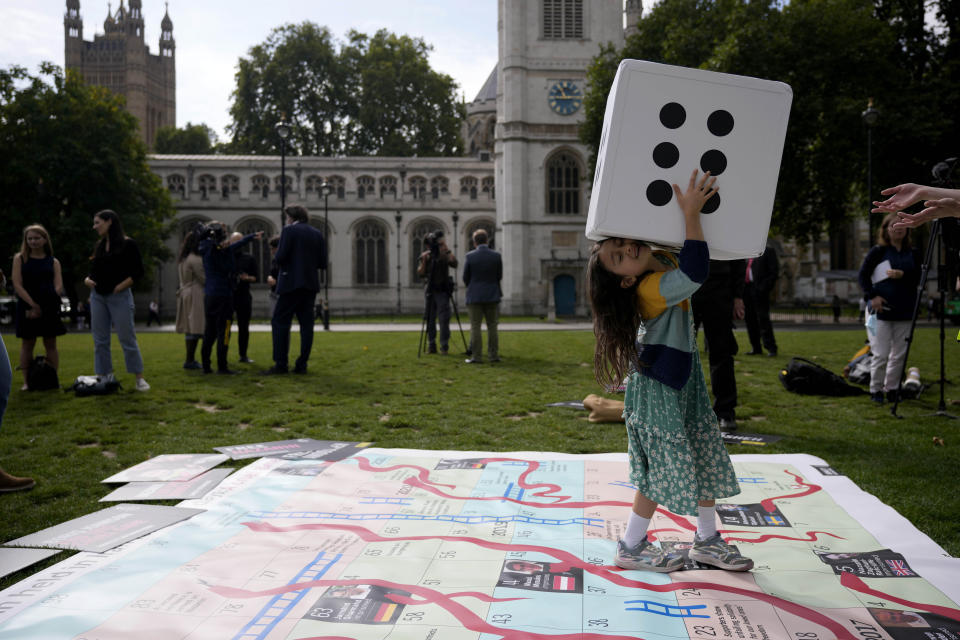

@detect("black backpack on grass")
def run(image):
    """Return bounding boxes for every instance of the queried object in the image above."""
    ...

[779,357,866,396]
[26,356,59,391]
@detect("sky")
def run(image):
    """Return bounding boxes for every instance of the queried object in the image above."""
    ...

[1,0,499,141]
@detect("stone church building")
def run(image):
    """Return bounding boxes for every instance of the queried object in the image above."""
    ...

[68,0,876,318]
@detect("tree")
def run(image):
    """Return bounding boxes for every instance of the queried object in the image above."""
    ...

[0,63,175,298]
[580,0,959,242]
[226,22,463,157]
[154,122,219,154]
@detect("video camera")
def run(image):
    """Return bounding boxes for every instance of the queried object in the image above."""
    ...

[424,230,444,254]
[195,221,227,245]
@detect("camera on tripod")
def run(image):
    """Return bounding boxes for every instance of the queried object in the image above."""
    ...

[424,230,444,254]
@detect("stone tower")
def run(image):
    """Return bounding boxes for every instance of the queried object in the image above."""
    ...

[495,0,625,314]
[625,0,643,37]
[63,0,176,149]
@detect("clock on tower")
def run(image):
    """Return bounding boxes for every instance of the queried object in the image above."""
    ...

[548,81,583,115]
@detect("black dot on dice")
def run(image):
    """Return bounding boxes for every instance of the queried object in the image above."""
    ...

[653,142,679,168]
[659,102,686,129]
[700,149,727,176]
[707,110,734,136]
[701,192,721,214]
[646,180,673,206]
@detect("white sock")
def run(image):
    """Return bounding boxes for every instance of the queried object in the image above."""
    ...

[697,505,718,540]
[623,512,651,548]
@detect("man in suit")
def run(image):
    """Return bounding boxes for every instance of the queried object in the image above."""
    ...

[263,205,326,374]
[692,259,746,431]
[462,229,502,363]
[744,242,780,357]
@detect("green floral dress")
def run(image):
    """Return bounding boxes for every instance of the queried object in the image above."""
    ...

[623,337,740,517]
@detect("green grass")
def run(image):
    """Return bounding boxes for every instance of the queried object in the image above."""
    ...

[1,326,959,590]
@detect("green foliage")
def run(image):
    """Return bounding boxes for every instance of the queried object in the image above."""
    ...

[226,23,464,157]
[154,122,218,154]
[0,63,176,297]
[580,0,960,242]
[0,327,957,591]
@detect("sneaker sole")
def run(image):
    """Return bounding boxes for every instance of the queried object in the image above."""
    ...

[688,551,754,571]
[614,557,683,573]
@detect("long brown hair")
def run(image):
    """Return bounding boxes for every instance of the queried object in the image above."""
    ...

[18,224,53,261]
[586,241,642,390]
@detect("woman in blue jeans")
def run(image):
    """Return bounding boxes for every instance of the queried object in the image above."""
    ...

[0,270,35,492]
[83,210,150,391]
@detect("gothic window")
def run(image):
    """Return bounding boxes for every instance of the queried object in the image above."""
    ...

[309,218,331,287]
[251,175,270,198]
[305,175,323,193]
[543,0,583,39]
[197,174,216,200]
[327,175,346,199]
[179,216,209,242]
[546,151,582,214]
[274,174,293,194]
[465,218,496,250]
[409,176,427,200]
[357,175,375,200]
[166,174,185,197]
[221,174,239,198]
[235,217,274,287]
[481,176,495,200]
[460,176,479,201]
[354,219,388,285]
[430,176,449,200]
[410,220,444,285]
[379,176,397,199]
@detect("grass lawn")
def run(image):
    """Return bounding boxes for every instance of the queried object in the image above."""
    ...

[1,325,958,590]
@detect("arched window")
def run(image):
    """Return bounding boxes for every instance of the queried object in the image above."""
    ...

[460,176,478,200]
[430,176,449,200]
[251,175,269,198]
[465,218,496,250]
[221,175,239,198]
[546,151,582,214]
[305,175,323,193]
[235,217,274,287]
[274,174,292,195]
[354,219,388,285]
[357,175,375,200]
[481,176,495,200]
[309,217,331,287]
[379,176,397,199]
[179,216,209,242]
[167,174,185,197]
[409,176,427,200]
[327,175,346,199]
[198,174,216,200]
[410,219,444,285]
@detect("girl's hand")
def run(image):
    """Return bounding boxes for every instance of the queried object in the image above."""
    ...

[886,269,903,279]
[113,284,124,294]
[870,296,886,312]
[673,170,718,218]
[84,277,96,289]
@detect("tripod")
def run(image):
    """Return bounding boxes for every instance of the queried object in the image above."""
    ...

[891,159,959,418]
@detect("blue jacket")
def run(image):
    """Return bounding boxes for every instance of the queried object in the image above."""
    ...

[858,244,921,321]
[200,234,256,297]
[276,222,326,295]
[462,244,502,304]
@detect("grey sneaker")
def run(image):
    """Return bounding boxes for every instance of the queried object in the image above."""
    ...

[688,534,754,571]
[615,537,684,573]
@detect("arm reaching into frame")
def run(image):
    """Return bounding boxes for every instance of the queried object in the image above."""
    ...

[872,183,960,214]
[891,198,960,229]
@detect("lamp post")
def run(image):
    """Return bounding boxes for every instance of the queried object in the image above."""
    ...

[862,99,880,240]
[452,211,459,254]
[276,120,291,225]
[395,211,403,315]
[320,180,333,330]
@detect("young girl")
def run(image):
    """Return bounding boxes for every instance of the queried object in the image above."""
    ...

[587,170,752,573]
[12,224,66,390]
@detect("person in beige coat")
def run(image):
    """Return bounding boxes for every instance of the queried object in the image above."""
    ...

[175,229,205,369]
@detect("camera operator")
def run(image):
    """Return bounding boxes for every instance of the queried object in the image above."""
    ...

[198,222,262,374]
[417,231,458,354]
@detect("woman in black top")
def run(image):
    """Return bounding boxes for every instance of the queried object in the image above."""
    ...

[12,224,66,390]
[83,210,150,391]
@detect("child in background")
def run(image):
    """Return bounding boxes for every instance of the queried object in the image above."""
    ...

[586,170,752,573]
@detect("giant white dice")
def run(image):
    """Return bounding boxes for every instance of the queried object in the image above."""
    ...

[585,60,793,259]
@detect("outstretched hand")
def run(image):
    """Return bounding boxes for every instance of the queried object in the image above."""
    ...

[673,170,718,218]
[872,183,927,214]
[892,198,960,230]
